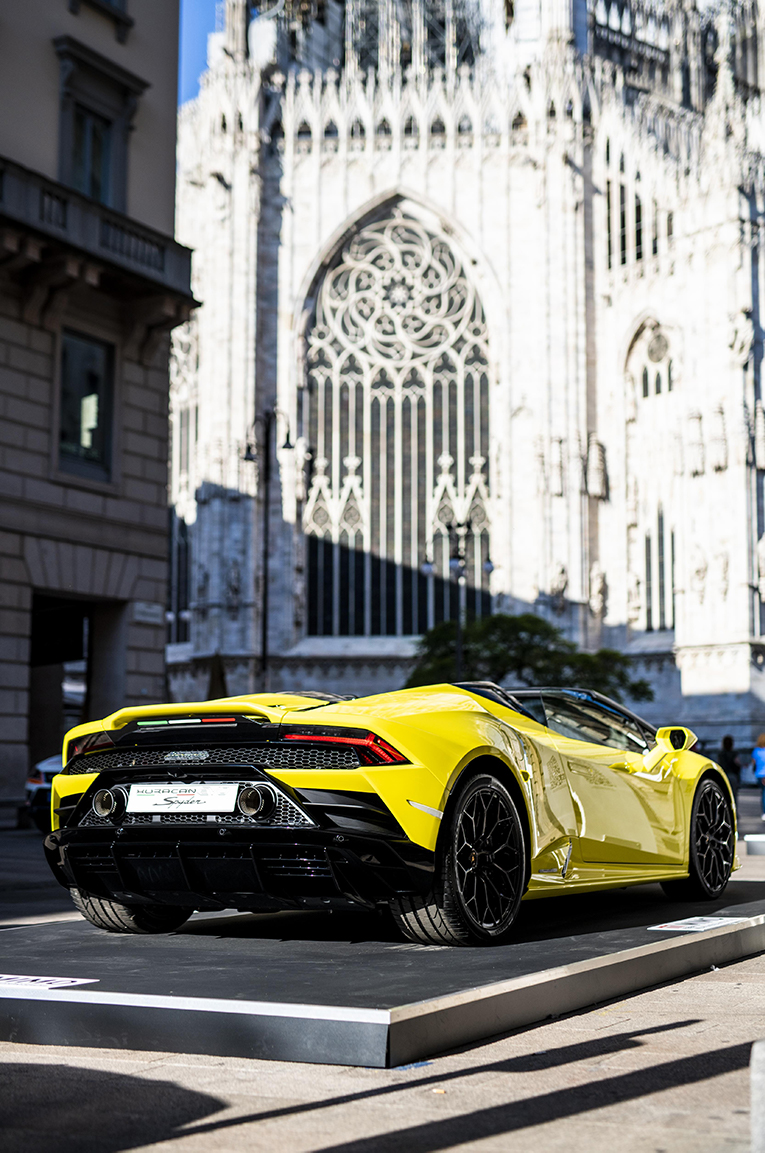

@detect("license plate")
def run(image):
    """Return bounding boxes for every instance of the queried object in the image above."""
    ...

[126,782,239,813]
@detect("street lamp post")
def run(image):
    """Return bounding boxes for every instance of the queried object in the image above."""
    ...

[422,522,493,682]
[449,524,468,681]
[243,410,292,691]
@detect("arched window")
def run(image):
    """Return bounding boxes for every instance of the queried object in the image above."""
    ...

[667,359,673,391]
[635,194,643,261]
[655,371,662,395]
[350,119,366,140]
[297,121,312,140]
[302,208,491,636]
[376,118,392,136]
[642,367,649,397]
[404,116,419,137]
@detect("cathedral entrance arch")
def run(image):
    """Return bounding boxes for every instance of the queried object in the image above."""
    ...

[300,203,492,637]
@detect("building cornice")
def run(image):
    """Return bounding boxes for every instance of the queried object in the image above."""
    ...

[53,34,148,96]
[67,1,135,45]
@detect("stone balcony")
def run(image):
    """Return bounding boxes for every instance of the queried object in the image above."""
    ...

[0,156,193,301]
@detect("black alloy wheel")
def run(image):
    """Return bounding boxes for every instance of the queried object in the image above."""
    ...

[390,772,527,946]
[452,778,525,935]
[661,777,735,902]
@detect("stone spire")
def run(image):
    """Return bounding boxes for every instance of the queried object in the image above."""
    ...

[378,0,400,79]
[411,0,425,79]
[225,0,250,61]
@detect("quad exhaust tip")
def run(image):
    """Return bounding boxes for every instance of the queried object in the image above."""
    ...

[237,784,277,819]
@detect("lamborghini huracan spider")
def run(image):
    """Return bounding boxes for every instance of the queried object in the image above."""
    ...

[44,682,738,946]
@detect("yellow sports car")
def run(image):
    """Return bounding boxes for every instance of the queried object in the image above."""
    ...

[44,682,737,946]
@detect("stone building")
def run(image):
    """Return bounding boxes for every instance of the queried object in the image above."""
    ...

[0,1,193,795]
[170,0,765,744]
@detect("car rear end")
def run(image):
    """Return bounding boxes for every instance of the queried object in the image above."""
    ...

[44,710,435,915]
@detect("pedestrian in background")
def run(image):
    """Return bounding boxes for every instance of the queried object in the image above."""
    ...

[718,735,741,811]
[751,734,765,820]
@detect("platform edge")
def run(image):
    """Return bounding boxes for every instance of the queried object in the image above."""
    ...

[387,916,765,1066]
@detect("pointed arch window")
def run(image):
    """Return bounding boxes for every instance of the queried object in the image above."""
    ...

[323,121,339,152]
[349,119,366,149]
[375,118,392,149]
[296,121,312,152]
[301,208,492,636]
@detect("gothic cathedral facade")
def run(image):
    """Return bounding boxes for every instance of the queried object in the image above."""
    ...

[169,0,765,744]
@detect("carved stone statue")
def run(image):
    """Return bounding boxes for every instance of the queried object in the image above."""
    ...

[589,562,608,618]
[757,534,765,602]
[690,547,708,604]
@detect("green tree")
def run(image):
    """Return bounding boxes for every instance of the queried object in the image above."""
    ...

[405,612,653,703]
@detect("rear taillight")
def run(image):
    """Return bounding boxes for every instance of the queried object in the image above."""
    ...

[282,726,408,764]
[70,731,115,757]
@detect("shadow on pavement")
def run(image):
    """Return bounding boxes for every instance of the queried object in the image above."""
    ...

[124,1021,738,1150]
[1,1063,225,1153]
[307,1041,753,1153]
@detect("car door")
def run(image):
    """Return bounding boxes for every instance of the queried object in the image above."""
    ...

[541,692,684,866]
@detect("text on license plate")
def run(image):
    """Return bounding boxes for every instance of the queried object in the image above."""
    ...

[126,783,239,813]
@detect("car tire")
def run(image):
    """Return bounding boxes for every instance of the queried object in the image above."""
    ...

[390,772,527,946]
[661,776,735,902]
[71,889,193,934]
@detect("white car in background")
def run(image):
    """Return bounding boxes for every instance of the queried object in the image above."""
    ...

[23,754,61,832]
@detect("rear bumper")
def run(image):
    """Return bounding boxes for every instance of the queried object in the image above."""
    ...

[44,825,435,912]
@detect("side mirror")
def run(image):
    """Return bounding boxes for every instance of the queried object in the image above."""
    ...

[642,726,698,772]
[655,726,697,753]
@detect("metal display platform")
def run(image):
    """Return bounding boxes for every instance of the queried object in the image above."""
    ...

[2,880,765,1068]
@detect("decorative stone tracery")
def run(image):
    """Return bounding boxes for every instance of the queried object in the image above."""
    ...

[302,206,491,636]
